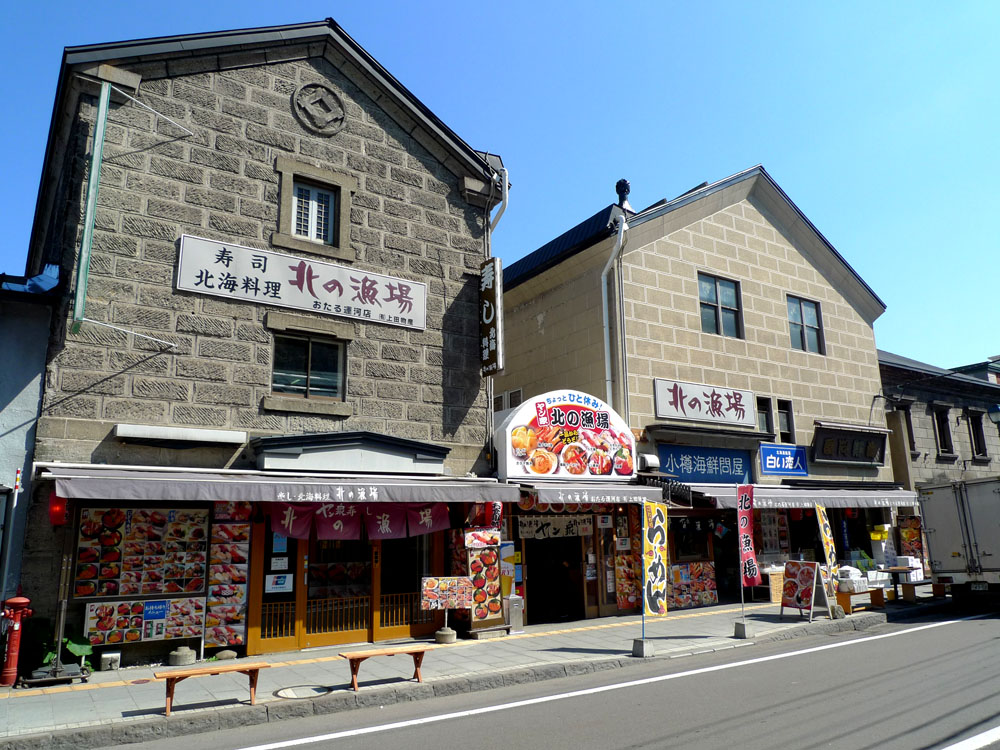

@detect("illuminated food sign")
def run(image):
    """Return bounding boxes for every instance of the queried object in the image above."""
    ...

[495,390,635,482]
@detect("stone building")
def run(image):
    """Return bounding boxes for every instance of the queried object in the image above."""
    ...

[880,350,1000,490]
[19,19,515,658]
[495,167,916,614]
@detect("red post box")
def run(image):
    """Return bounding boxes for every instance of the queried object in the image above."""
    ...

[1,596,33,686]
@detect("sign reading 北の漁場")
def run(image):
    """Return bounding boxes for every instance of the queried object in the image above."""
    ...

[494,390,636,482]
[176,235,427,330]
[653,378,755,427]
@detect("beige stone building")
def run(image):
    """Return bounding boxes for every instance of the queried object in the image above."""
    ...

[497,167,915,603]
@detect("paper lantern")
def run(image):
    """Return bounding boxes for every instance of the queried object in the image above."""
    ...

[48,490,68,526]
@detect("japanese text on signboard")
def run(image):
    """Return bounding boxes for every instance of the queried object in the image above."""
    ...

[177,235,427,330]
[654,379,756,427]
[643,502,669,616]
[737,485,762,586]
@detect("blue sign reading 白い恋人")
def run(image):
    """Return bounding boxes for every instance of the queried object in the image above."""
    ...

[759,443,808,476]
[657,445,752,484]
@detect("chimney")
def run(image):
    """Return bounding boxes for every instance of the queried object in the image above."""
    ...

[615,179,633,212]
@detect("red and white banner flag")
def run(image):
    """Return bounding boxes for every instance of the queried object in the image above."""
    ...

[737,485,762,587]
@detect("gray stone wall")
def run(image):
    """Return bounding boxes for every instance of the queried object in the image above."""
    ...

[22,42,492,618]
[35,43,489,475]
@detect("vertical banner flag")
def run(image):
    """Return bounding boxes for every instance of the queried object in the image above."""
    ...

[642,502,669,616]
[815,504,838,593]
[737,485,762,586]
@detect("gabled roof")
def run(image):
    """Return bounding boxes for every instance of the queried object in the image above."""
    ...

[27,18,501,274]
[504,165,886,322]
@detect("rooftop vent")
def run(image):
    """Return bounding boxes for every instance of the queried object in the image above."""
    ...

[615,179,633,212]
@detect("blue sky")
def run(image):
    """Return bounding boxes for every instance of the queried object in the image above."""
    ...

[2,2,996,368]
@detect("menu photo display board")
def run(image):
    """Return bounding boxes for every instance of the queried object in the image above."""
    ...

[207,502,252,648]
[84,597,205,646]
[75,507,209,600]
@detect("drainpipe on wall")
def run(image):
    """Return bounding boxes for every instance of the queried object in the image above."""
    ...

[602,212,627,408]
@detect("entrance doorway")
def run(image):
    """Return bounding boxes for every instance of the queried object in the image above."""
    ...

[247,517,439,653]
[523,536,585,624]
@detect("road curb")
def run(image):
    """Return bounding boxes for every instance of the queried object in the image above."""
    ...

[1,602,947,750]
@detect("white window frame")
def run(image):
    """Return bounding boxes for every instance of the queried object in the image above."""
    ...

[293,182,336,246]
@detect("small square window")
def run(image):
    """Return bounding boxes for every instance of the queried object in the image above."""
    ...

[508,389,523,409]
[273,334,345,400]
[273,156,357,261]
[787,295,824,354]
[699,273,743,339]
[293,182,337,245]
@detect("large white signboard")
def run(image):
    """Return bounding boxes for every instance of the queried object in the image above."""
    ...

[177,235,427,330]
[653,378,756,427]
[495,390,636,482]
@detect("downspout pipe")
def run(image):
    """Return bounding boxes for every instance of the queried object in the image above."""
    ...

[602,212,627,407]
[489,167,508,232]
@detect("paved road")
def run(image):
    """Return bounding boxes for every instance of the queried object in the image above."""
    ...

[112,613,1000,750]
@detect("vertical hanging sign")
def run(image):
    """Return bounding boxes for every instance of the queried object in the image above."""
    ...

[642,502,669,616]
[479,257,504,375]
[737,485,762,586]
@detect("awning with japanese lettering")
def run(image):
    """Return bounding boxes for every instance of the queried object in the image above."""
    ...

[40,466,519,504]
[693,483,917,509]
[518,482,664,505]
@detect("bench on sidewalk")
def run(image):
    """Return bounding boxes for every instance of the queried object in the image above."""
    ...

[153,661,270,716]
[900,580,946,602]
[338,645,434,692]
[835,587,885,615]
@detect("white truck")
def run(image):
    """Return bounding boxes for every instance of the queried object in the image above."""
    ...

[919,477,1000,601]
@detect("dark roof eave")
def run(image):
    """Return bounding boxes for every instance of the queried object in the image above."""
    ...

[250,429,451,459]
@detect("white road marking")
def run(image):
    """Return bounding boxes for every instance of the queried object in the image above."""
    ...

[940,724,1000,749]
[238,616,985,750]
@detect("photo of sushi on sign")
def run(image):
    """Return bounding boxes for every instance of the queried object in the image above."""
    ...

[494,390,636,482]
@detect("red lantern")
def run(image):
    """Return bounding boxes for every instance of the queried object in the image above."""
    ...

[845,508,859,520]
[790,509,803,521]
[48,490,68,526]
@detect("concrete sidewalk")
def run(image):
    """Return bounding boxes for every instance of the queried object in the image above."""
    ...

[0,592,950,749]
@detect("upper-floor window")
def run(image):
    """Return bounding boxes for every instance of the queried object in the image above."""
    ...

[787,295,824,354]
[756,396,773,435]
[273,334,345,400]
[272,156,357,262]
[699,273,742,338]
[776,399,794,443]
[932,402,955,458]
[293,183,337,245]
[968,409,989,460]
[494,388,523,412]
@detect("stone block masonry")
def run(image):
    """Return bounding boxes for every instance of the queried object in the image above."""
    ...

[36,41,492,479]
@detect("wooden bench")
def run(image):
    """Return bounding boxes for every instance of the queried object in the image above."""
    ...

[338,645,433,692]
[900,580,946,602]
[153,661,270,716]
[835,587,885,615]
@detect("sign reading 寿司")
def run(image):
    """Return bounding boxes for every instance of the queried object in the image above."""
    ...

[495,391,635,482]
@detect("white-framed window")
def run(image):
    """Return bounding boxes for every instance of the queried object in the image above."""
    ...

[293,182,337,245]
[494,388,523,412]
[272,156,357,261]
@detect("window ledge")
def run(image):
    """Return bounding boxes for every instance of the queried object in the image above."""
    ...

[909,450,922,460]
[271,231,353,262]
[971,456,991,465]
[935,452,959,463]
[262,395,352,417]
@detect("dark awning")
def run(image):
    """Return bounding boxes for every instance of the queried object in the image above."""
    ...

[693,483,917,509]
[39,466,519,505]
[517,481,664,505]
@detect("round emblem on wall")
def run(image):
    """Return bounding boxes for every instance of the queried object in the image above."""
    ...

[291,82,346,137]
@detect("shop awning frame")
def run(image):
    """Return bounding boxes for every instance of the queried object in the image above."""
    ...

[516,481,664,505]
[37,464,519,505]
[692,482,917,510]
